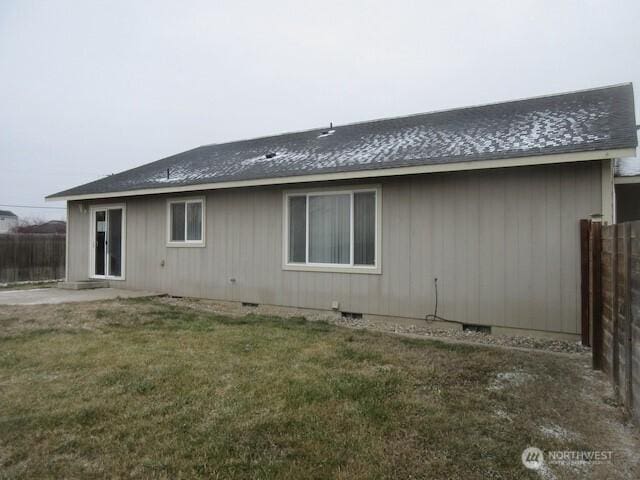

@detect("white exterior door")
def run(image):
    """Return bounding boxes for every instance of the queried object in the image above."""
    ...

[89,205,126,280]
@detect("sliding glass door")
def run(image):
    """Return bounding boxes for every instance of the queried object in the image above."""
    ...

[91,205,125,279]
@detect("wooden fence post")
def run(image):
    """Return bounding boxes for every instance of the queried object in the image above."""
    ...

[612,224,619,388]
[581,219,592,346]
[622,224,633,409]
[591,221,603,370]
[630,222,640,422]
[594,220,640,422]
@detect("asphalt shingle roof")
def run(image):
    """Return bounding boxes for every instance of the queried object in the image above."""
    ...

[615,157,640,177]
[614,130,640,177]
[49,83,637,199]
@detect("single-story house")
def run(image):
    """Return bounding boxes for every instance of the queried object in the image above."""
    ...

[0,210,18,234]
[47,83,638,340]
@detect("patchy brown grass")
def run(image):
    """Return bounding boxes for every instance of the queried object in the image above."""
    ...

[0,298,638,479]
[0,280,58,291]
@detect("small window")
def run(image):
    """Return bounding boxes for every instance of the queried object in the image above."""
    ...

[167,197,205,246]
[284,187,380,273]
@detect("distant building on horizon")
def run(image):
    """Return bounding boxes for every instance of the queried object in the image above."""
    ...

[0,210,18,233]
[13,219,66,234]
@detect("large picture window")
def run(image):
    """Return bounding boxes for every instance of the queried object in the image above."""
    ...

[284,187,380,273]
[167,197,205,246]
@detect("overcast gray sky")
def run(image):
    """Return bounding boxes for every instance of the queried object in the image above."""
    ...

[1,0,639,221]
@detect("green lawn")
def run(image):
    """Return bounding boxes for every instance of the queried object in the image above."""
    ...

[0,298,635,479]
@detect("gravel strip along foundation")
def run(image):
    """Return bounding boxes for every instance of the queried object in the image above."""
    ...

[332,316,590,354]
[159,296,590,355]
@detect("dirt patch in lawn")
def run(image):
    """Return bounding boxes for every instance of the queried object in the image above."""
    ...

[0,297,164,337]
[0,297,638,479]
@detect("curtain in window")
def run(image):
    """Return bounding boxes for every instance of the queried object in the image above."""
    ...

[354,192,375,265]
[171,202,185,241]
[187,202,202,240]
[288,196,306,262]
[309,194,350,264]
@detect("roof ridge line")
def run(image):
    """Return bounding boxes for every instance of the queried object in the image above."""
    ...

[194,83,633,149]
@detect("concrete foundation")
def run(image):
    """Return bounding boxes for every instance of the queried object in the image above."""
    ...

[57,280,110,290]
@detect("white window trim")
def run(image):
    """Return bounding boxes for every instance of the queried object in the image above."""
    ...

[282,185,382,274]
[88,203,127,280]
[166,196,206,247]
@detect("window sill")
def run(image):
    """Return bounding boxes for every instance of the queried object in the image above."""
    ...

[282,264,381,275]
[166,242,206,248]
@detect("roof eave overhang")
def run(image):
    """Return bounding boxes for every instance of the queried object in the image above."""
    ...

[46,147,637,202]
[614,175,640,184]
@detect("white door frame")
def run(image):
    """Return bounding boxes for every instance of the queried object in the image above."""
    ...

[88,204,126,280]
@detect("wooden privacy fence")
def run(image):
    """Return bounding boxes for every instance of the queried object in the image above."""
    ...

[0,234,65,283]
[591,221,640,423]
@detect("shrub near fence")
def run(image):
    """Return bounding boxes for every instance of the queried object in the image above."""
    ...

[0,234,65,283]
[600,222,640,423]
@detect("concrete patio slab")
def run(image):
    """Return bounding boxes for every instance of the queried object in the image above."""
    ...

[0,287,161,306]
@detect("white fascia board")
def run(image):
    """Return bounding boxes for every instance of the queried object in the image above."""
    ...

[46,147,636,202]
[614,175,640,184]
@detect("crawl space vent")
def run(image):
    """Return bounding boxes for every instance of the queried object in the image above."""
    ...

[462,324,491,334]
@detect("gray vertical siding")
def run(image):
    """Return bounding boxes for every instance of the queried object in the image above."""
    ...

[67,161,603,335]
